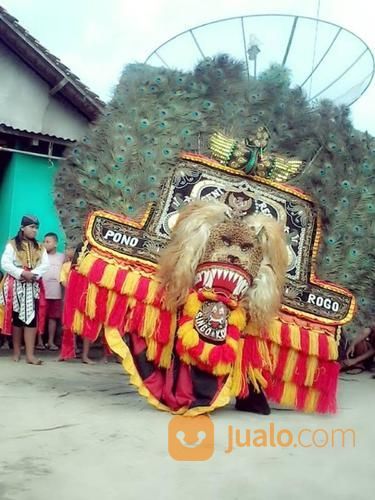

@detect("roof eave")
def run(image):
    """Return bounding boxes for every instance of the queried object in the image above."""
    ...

[0,7,106,122]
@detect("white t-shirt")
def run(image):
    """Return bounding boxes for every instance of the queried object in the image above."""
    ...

[43,252,65,299]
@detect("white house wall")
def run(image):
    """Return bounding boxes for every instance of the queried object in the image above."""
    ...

[0,42,90,141]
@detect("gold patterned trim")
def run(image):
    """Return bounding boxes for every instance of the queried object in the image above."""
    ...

[180,152,355,325]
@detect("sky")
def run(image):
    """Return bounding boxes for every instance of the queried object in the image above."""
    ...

[2,0,374,134]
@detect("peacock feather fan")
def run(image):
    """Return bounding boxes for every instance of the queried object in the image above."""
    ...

[55,55,374,336]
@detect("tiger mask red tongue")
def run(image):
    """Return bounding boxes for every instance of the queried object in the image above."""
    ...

[194,262,252,300]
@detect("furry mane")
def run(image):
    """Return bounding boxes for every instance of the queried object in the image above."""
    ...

[244,214,289,326]
[158,201,288,326]
[158,201,231,308]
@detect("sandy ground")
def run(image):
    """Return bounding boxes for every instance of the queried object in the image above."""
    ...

[0,348,374,500]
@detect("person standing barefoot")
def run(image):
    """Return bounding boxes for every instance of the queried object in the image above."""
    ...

[81,337,95,365]
[0,215,49,364]
[43,233,65,351]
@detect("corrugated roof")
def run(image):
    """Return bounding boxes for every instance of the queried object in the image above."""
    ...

[0,123,74,144]
[0,6,105,123]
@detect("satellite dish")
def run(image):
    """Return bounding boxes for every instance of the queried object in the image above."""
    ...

[145,14,374,106]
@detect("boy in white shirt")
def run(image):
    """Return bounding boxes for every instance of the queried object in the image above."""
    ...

[39,233,65,351]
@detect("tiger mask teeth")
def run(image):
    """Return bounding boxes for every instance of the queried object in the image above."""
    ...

[194,263,252,299]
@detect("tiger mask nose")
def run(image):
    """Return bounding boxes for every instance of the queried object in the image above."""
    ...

[227,254,240,264]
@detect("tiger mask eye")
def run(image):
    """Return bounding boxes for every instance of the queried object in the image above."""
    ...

[240,243,253,252]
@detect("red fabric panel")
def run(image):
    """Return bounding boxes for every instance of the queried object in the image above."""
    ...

[95,287,108,324]
[2,275,15,335]
[142,370,165,400]
[82,317,101,341]
[60,328,76,360]
[280,322,291,348]
[292,352,308,386]
[63,270,85,327]
[37,280,47,335]
[129,331,147,356]
[318,334,330,360]
[107,294,128,331]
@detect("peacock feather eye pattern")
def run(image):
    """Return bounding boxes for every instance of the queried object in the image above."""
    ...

[54,56,374,334]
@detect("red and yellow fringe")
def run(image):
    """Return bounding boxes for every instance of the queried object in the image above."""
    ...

[249,317,340,413]
[63,253,175,368]
[175,290,246,376]
[175,290,270,396]
[63,250,340,414]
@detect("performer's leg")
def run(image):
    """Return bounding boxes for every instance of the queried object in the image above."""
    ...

[47,318,59,350]
[82,337,95,364]
[36,334,46,349]
[12,326,22,362]
[24,326,42,365]
[235,382,271,415]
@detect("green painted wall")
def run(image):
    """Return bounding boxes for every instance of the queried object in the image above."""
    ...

[0,153,65,258]
[0,154,15,249]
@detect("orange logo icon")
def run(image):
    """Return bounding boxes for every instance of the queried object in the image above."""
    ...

[168,415,214,461]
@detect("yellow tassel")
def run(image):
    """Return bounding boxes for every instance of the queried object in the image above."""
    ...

[281,381,297,406]
[145,280,159,304]
[141,305,160,338]
[178,323,200,348]
[0,305,4,330]
[231,339,244,396]
[128,297,136,309]
[72,310,84,334]
[146,339,157,361]
[253,368,267,389]
[257,338,272,369]
[121,272,141,296]
[181,353,196,365]
[184,292,201,317]
[200,343,213,362]
[268,320,282,344]
[159,314,177,368]
[123,297,137,331]
[283,349,299,382]
[226,336,239,353]
[289,324,301,351]
[85,283,98,319]
[269,342,280,372]
[244,321,261,337]
[213,362,231,376]
[304,356,318,386]
[228,307,246,329]
[167,313,177,346]
[159,339,174,368]
[76,240,88,266]
[105,291,118,323]
[304,388,319,413]
[308,330,319,356]
[78,253,97,276]
[99,264,117,290]
[158,316,176,368]
[328,336,338,360]
[176,321,192,339]
[247,366,260,392]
